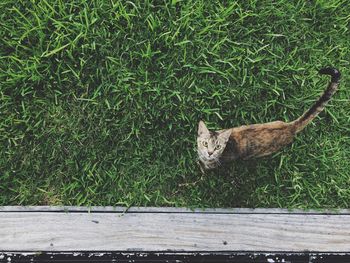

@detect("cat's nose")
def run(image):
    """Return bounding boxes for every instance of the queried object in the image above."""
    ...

[208,151,213,156]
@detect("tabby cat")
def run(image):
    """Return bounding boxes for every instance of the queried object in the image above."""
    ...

[197,67,341,171]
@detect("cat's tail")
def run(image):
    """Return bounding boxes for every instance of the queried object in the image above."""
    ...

[292,67,341,133]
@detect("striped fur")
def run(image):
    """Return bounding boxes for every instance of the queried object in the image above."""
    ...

[292,68,341,133]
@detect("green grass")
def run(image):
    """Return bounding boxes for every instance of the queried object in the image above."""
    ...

[0,0,349,208]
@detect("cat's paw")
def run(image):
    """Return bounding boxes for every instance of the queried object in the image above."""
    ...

[198,161,207,174]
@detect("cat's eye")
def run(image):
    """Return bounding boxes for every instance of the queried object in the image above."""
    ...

[215,145,221,150]
[202,141,208,147]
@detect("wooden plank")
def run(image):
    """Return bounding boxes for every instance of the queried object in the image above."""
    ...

[1,207,350,252]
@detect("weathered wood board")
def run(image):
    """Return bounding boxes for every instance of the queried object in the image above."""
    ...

[1,207,349,252]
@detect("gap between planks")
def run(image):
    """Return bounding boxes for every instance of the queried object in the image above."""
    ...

[0,206,349,214]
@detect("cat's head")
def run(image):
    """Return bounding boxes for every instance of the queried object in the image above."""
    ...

[197,121,231,163]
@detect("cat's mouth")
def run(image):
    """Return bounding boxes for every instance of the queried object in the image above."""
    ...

[198,152,219,162]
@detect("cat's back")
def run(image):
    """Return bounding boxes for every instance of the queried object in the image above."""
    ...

[231,121,290,133]
[229,121,295,159]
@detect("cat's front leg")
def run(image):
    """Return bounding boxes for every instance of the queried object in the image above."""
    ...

[198,160,206,174]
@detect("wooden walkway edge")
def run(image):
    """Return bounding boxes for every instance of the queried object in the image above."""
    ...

[1,206,349,252]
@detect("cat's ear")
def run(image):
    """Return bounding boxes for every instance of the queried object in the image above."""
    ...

[198,121,210,136]
[218,129,231,142]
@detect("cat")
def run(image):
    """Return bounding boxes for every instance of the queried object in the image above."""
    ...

[197,67,341,171]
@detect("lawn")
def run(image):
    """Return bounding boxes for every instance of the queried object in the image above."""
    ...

[0,0,349,208]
